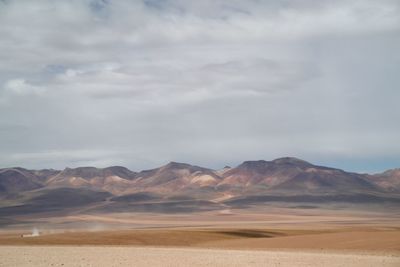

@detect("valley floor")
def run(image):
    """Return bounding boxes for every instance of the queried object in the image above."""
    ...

[0,246,399,267]
[0,207,399,266]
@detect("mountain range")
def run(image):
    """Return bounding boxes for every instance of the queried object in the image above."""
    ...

[1,157,399,215]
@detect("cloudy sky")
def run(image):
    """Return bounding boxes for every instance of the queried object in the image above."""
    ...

[0,0,399,173]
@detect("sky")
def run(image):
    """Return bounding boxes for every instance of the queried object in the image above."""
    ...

[0,0,399,173]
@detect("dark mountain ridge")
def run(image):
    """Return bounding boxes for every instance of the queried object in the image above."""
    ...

[0,158,399,215]
[0,168,43,194]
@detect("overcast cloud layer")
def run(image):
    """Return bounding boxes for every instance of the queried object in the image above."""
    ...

[0,0,399,173]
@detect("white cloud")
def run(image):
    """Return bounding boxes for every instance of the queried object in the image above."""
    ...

[0,0,399,172]
[3,79,45,96]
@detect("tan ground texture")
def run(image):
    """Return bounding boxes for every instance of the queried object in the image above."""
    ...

[0,246,399,267]
[1,228,400,253]
[0,207,399,266]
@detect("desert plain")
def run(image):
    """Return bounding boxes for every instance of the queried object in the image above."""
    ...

[1,206,399,267]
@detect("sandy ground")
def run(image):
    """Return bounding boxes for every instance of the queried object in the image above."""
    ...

[0,246,399,267]
[1,227,399,253]
[201,230,400,252]
[1,208,399,266]
[1,227,399,266]
[4,206,400,231]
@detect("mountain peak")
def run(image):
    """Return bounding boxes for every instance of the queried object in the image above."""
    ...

[233,157,313,171]
[164,161,192,169]
[382,168,400,174]
[239,160,268,167]
[272,157,312,166]
[2,159,400,199]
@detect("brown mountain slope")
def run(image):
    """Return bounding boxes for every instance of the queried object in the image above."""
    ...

[45,166,137,195]
[0,187,111,216]
[1,158,399,203]
[269,169,379,194]
[0,168,43,194]
[219,158,311,190]
[366,169,400,192]
[1,159,400,216]
[130,162,222,195]
[31,169,61,183]
[218,157,380,195]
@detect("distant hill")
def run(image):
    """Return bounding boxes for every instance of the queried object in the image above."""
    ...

[0,188,111,216]
[0,168,42,194]
[0,158,399,215]
[130,162,222,195]
[366,169,400,192]
[218,157,380,195]
[45,166,137,195]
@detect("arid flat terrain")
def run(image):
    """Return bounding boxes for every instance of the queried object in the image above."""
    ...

[1,226,400,253]
[0,208,399,266]
[0,246,399,267]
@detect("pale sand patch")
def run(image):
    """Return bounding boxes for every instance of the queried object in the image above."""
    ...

[0,246,398,267]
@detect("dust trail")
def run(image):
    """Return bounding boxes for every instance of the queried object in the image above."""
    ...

[22,227,40,238]
[31,227,39,236]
